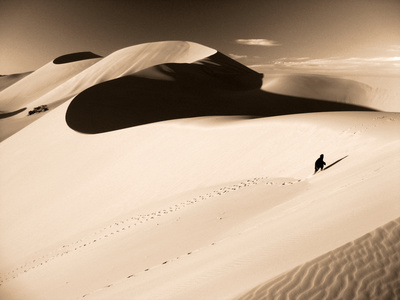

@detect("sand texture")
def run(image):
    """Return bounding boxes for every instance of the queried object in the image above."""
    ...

[237,217,400,300]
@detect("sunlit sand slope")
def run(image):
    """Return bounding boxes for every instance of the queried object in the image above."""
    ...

[0,103,398,299]
[236,217,400,300]
[262,73,400,112]
[0,72,32,93]
[0,53,101,112]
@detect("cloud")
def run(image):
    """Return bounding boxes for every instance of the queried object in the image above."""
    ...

[387,45,400,52]
[228,53,248,60]
[235,39,281,47]
[249,56,400,76]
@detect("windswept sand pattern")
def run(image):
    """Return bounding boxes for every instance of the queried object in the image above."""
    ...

[236,217,400,300]
[0,176,300,286]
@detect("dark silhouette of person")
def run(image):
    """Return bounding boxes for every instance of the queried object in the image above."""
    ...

[315,154,326,173]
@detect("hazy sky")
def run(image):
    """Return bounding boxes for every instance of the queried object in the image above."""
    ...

[1,0,399,75]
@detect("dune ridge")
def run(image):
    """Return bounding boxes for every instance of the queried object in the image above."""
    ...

[0,72,32,93]
[0,56,101,113]
[236,217,400,300]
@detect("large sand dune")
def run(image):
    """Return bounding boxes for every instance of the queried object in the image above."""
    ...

[0,41,399,299]
[0,41,217,141]
[66,53,372,134]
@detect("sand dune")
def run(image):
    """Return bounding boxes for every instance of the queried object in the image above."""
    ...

[236,217,400,300]
[1,108,398,299]
[0,42,217,141]
[0,53,102,113]
[0,42,385,141]
[66,55,372,134]
[0,72,32,93]
[0,41,399,299]
[262,74,371,105]
[0,53,102,140]
[262,73,400,112]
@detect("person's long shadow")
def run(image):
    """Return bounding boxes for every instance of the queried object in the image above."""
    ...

[324,155,349,171]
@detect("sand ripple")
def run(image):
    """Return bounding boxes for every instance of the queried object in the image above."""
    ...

[236,217,400,300]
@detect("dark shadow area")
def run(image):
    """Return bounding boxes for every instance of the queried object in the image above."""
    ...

[325,156,349,170]
[0,107,26,119]
[66,52,375,134]
[53,52,102,64]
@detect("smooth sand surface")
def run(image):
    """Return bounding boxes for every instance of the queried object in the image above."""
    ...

[262,73,400,112]
[0,41,399,300]
[1,109,398,299]
[0,72,32,93]
[0,55,101,112]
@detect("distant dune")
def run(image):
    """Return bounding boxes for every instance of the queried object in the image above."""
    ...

[0,53,102,112]
[0,41,399,300]
[0,72,32,93]
[262,73,400,112]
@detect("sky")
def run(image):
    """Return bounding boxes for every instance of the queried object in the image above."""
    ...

[1,0,399,75]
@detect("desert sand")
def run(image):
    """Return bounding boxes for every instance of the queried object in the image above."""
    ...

[0,41,399,299]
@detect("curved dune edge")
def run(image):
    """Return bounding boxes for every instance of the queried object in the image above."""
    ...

[236,217,400,300]
[0,108,26,119]
[0,72,32,92]
[66,56,373,134]
[53,52,102,64]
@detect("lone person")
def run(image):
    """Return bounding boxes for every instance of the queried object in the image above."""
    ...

[314,154,326,174]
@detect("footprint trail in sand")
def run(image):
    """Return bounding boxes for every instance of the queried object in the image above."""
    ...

[0,176,301,286]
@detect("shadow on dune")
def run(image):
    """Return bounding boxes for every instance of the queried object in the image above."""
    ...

[325,156,349,171]
[66,53,375,134]
[53,52,102,64]
[0,107,26,119]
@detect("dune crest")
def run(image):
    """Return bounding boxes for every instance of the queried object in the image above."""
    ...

[0,57,101,113]
[0,72,32,93]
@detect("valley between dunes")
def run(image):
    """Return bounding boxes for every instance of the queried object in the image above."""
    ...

[0,41,399,299]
